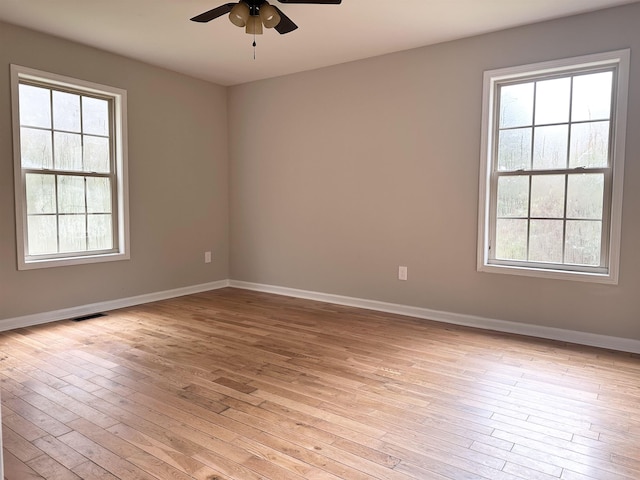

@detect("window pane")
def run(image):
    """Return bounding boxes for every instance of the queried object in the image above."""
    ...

[572,72,612,122]
[529,220,563,263]
[499,83,533,128]
[83,97,109,136]
[25,173,56,214]
[495,219,527,261]
[21,127,53,169]
[498,128,531,171]
[533,125,568,170]
[53,91,81,132]
[86,177,112,213]
[88,214,113,250]
[565,220,601,266]
[497,176,529,217]
[530,175,565,218]
[567,174,604,220]
[58,175,86,213]
[569,121,609,168]
[83,135,110,173]
[27,215,58,255]
[19,84,51,128]
[59,215,86,253]
[535,77,570,125]
[54,132,82,170]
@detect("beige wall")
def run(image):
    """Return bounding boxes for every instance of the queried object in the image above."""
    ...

[0,22,229,321]
[229,3,640,340]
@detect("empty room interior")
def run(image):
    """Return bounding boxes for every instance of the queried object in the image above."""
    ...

[1,1,640,479]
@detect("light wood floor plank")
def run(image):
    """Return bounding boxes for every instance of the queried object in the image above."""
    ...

[2,287,640,479]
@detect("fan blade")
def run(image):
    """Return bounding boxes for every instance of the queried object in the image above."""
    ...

[273,6,298,34]
[190,3,236,22]
[277,0,341,4]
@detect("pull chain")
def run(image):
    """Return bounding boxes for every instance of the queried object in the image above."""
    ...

[253,33,257,60]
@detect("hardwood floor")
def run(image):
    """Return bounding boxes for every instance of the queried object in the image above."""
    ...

[1,287,640,480]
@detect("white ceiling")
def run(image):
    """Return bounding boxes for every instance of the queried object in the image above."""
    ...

[0,0,637,86]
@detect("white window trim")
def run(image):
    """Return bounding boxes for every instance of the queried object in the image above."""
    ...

[11,65,130,270]
[477,50,630,284]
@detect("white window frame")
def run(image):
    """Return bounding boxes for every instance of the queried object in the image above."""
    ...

[477,50,630,284]
[11,65,130,270]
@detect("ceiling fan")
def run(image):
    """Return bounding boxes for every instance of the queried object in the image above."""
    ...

[190,0,342,35]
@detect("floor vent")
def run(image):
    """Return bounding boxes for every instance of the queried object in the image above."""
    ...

[72,313,107,322]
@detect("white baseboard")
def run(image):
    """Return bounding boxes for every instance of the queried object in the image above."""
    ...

[2,278,639,354]
[230,280,640,354]
[0,280,230,333]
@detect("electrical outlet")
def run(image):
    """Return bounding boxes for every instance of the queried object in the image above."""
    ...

[398,266,408,281]
[204,251,212,264]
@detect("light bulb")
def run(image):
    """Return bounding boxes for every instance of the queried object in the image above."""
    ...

[229,2,250,27]
[259,2,281,28]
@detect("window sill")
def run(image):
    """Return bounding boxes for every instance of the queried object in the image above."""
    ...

[19,251,130,271]
[478,262,617,285]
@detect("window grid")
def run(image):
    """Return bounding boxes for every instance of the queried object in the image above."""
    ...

[489,67,615,273]
[19,80,118,260]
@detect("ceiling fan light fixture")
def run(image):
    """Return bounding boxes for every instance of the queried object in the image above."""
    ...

[259,2,281,28]
[229,1,250,27]
[245,15,263,34]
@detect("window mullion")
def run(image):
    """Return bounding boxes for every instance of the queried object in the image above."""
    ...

[526,174,532,262]
[54,173,60,254]
[22,168,111,178]
[526,81,538,262]
[561,75,574,264]
[498,167,608,176]
[561,174,569,264]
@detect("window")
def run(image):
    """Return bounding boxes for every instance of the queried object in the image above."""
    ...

[11,65,129,270]
[477,50,629,283]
